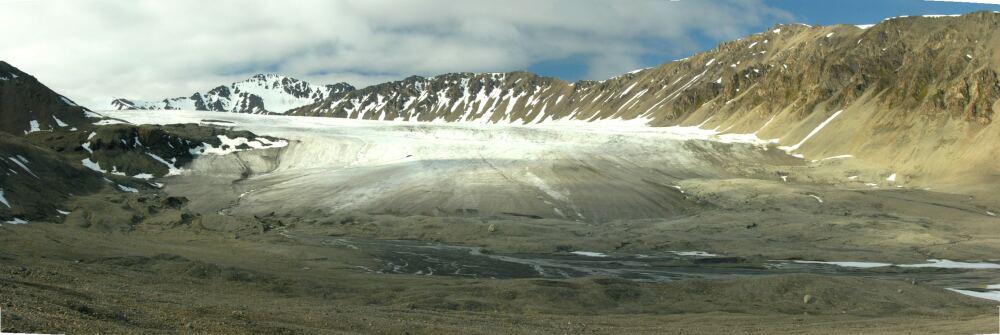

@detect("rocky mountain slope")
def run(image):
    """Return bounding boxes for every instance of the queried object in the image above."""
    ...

[111,74,354,114]
[1,61,285,224]
[293,13,999,128]
[288,12,1000,195]
[0,132,105,223]
[1,61,92,134]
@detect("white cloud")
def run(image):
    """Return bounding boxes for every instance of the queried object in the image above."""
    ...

[586,52,644,80]
[0,0,791,108]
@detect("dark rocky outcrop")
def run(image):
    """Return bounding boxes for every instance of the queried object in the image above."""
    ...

[0,61,94,135]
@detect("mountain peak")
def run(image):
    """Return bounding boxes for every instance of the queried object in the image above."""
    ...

[1,60,91,134]
[112,74,356,114]
[245,73,290,82]
[0,61,28,81]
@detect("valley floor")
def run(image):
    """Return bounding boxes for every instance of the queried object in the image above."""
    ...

[1,218,998,334]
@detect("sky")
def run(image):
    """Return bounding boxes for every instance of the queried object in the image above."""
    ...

[0,0,998,109]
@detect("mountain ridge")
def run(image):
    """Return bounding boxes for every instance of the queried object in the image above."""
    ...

[108,12,1000,195]
[111,73,355,114]
[289,13,998,128]
[284,12,1000,195]
[0,61,93,135]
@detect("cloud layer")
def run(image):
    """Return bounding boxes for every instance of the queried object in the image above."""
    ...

[0,0,791,108]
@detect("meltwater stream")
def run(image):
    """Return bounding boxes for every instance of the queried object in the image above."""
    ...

[311,237,1000,300]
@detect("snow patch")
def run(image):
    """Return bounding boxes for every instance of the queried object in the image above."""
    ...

[571,251,607,258]
[0,189,10,208]
[146,153,183,176]
[625,68,647,74]
[8,156,38,178]
[197,135,289,155]
[525,172,569,202]
[60,96,78,106]
[779,110,844,153]
[819,154,853,161]
[794,259,1000,269]
[898,259,1000,269]
[4,218,28,225]
[792,260,893,268]
[133,173,154,180]
[25,120,41,133]
[52,115,69,127]
[81,158,106,173]
[669,251,718,257]
[117,184,139,193]
[921,13,963,18]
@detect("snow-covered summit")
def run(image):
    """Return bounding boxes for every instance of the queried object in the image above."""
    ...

[111,74,355,114]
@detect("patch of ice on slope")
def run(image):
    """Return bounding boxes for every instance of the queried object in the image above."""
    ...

[817,155,853,161]
[791,260,895,268]
[669,251,719,257]
[25,120,41,133]
[117,184,139,193]
[60,96,78,106]
[52,115,69,127]
[793,259,1000,269]
[146,153,184,176]
[571,251,607,257]
[898,259,1000,269]
[81,158,106,173]
[194,135,289,156]
[4,217,28,224]
[524,172,569,202]
[779,110,843,153]
[7,156,37,178]
[0,188,10,208]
